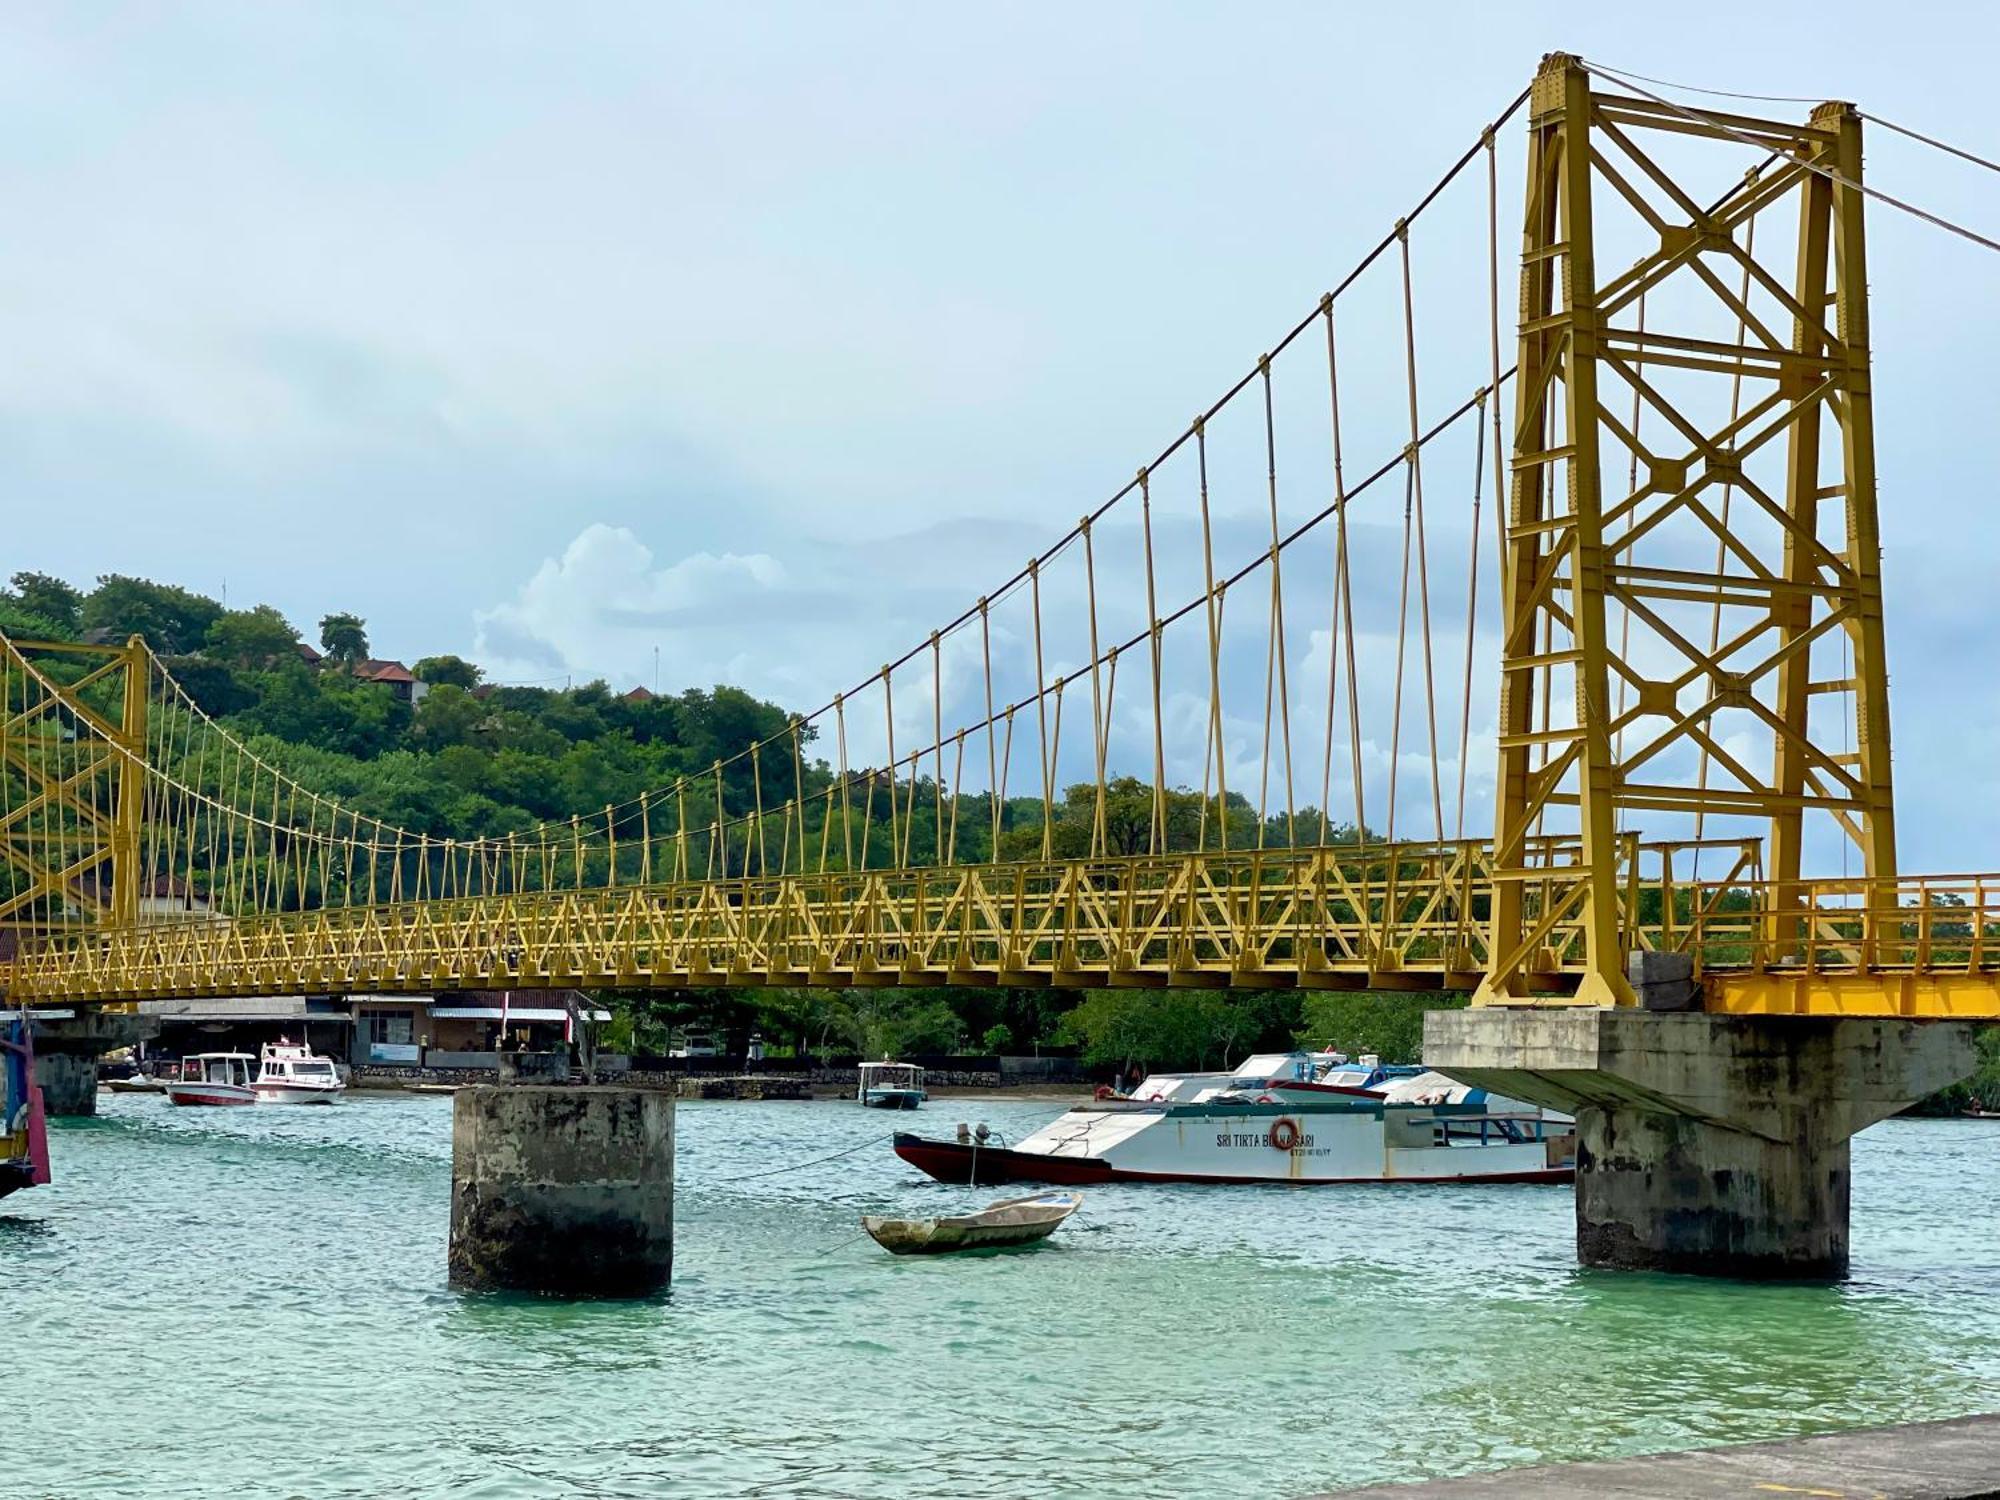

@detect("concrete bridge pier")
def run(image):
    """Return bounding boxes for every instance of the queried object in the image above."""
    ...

[31,1012,158,1117]
[1427,994,1977,1279]
[448,1085,674,1296]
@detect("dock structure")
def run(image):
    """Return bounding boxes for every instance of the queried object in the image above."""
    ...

[1326,1413,2000,1499]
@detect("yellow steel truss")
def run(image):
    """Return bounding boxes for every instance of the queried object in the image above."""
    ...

[11,842,2000,1018]
[0,637,146,934]
[1482,55,1895,1006]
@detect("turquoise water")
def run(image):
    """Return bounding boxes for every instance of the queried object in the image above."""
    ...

[8,1094,2000,1498]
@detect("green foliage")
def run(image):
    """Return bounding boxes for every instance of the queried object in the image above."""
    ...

[318,612,369,664]
[0,595,69,643]
[1056,989,1298,1073]
[205,604,301,668]
[1915,1025,2000,1114]
[231,659,409,758]
[1296,990,1469,1065]
[160,655,257,717]
[412,654,481,689]
[9,571,82,634]
[83,574,223,653]
[981,1023,1014,1055]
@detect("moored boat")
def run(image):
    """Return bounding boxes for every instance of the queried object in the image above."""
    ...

[895,1051,1573,1187]
[105,1073,169,1095]
[862,1190,1082,1254]
[859,1059,927,1110]
[0,1015,51,1200]
[166,1053,257,1107]
[252,1041,346,1105]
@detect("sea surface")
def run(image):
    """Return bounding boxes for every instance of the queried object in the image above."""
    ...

[8,1092,2000,1498]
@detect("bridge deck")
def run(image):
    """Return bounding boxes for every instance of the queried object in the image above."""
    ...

[7,848,2000,1017]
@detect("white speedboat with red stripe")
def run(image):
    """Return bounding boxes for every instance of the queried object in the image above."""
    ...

[167,1053,257,1107]
[895,1052,1574,1187]
[253,1041,346,1105]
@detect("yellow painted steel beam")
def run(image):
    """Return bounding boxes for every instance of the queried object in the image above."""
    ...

[1703,971,2000,1020]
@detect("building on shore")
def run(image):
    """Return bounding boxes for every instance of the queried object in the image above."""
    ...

[137,990,607,1069]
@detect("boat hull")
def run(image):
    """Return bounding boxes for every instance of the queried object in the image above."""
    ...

[895,1096,1576,1188]
[895,1133,1571,1186]
[166,1084,257,1107]
[252,1084,345,1105]
[862,1191,1081,1253]
[863,1090,926,1109]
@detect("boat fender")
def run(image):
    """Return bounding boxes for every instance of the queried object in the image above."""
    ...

[1268,1118,1303,1153]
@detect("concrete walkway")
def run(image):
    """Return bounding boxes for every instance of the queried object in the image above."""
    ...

[1327,1414,2000,1499]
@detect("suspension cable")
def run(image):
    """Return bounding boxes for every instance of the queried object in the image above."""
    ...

[1581,57,2000,255]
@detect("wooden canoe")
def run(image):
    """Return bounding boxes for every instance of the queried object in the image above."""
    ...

[862,1191,1082,1255]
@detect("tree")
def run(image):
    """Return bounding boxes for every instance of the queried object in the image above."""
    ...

[410,683,486,748]
[981,1023,1014,1055]
[319,612,369,666]
[9,572,83,634]
[205,604,300,668]
[83,575,223,653]
[1057,989,1291,1074]
[413,654,481,690]
[1296,991,1468,1065]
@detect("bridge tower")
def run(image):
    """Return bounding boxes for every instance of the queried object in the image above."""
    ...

[1437,54,1969,1280]
[1479,53,1896,1007]
[0,634,154,1114]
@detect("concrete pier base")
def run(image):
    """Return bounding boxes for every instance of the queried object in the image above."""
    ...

[31,1012,157,1117]
[1427,1007,1976,1279]
[448,1085,674,1296]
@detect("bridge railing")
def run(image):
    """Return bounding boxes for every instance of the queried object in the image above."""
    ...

[1656,871,2000,977]
[6,837,1604,1001]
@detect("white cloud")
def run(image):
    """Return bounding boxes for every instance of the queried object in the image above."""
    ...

[473,524,789,690]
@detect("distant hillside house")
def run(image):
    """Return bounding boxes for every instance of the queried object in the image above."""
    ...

[350,658,427,705]
[623,686,655,703]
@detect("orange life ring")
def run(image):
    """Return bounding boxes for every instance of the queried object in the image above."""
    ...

[1268,1117,1303,1152]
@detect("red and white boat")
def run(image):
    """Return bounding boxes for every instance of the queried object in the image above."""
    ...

[166,1053,257,1107]
[253,1041,346,1105]
[895,1051,1575,1187]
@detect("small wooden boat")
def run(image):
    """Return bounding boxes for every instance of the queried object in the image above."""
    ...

[862,1191,1081,1255]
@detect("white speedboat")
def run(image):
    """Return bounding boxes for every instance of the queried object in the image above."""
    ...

[895,1052,1573,1187]
[253,1041,347,1105]
[167,1053,257,1107]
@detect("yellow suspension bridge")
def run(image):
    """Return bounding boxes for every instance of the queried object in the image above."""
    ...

[6,55,2000,1022]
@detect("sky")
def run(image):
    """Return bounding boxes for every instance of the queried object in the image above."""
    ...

[4,2,1999,873]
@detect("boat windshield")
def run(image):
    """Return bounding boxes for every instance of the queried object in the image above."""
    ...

[294,1063,335,1078]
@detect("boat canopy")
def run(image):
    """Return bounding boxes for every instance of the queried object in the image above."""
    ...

[1230,1052,1317,1083]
